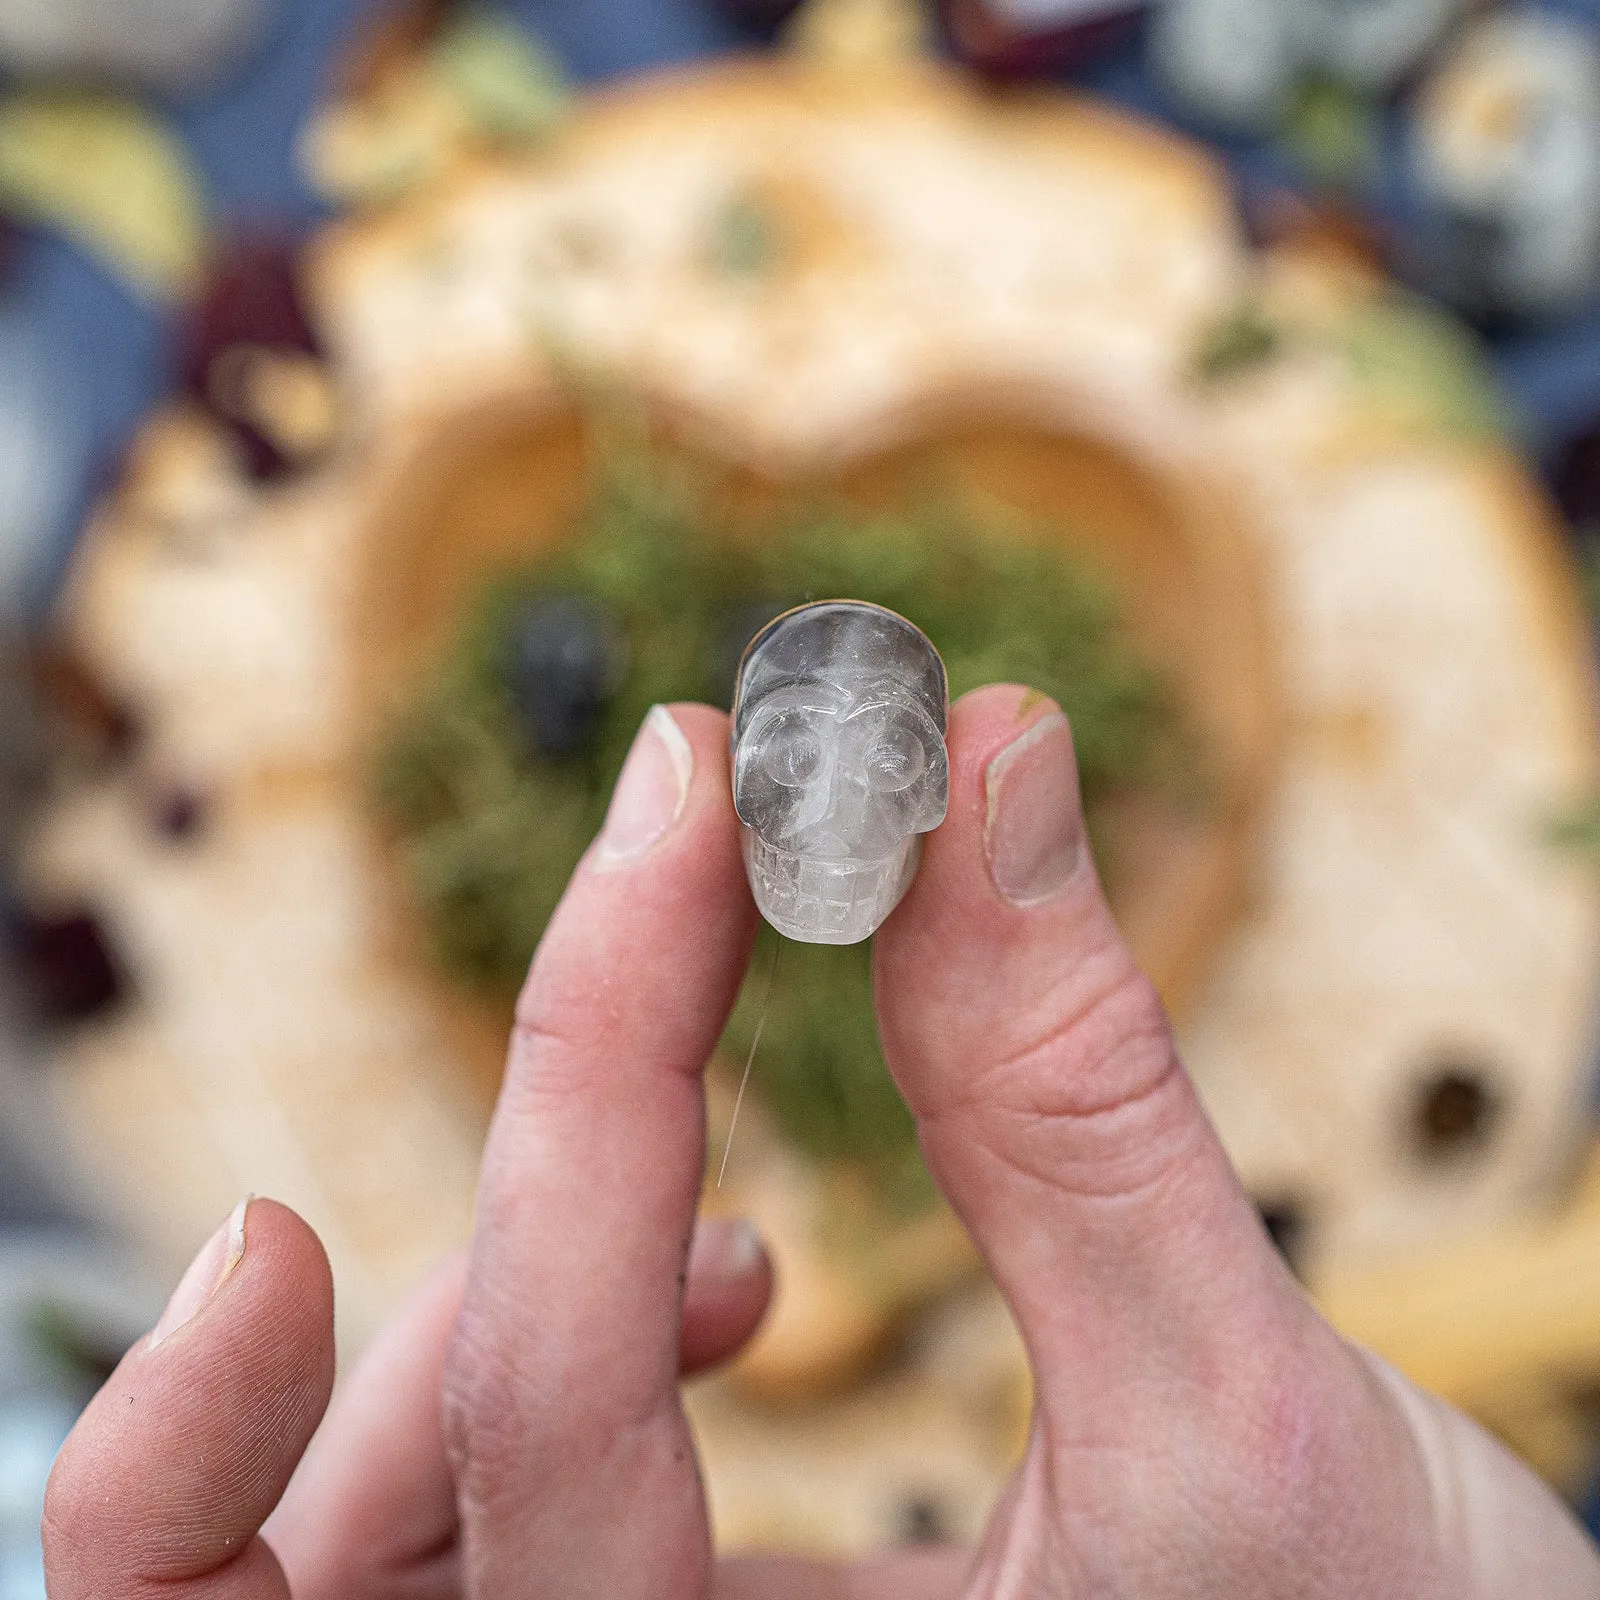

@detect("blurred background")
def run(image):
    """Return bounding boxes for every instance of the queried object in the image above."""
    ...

[6,0,1600,1586]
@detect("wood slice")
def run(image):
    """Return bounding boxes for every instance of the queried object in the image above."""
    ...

[16,56,1600,1545]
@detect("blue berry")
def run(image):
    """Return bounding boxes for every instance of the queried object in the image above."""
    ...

[505,595,620,758]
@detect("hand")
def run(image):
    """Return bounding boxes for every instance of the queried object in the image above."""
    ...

[43,689,1600,1598]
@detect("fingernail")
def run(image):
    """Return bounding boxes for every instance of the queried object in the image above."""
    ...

[595,706,693,868]
[149,1197,249,1349]
[687,1216,763,1285]
[985,711,1085,907]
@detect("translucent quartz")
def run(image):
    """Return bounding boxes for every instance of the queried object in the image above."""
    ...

[731,601,949,944]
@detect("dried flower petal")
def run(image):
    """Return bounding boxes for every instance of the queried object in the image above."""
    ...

[0,90,206,303]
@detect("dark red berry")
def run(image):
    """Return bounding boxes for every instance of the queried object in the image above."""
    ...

[152,787,207,842]
[178,232,319,394]
[896,1494,949,1545]
[709,0,807,39]
[177,231,328,482]
[1411,1060,1502,1163]
[1552,428,1600,540]
[8,910,124,1024]
[939,0,1140,78]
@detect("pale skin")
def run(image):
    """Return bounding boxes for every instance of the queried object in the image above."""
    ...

[42,686,1600,1598]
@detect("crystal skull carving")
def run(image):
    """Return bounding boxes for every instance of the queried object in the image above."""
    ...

[731,601,949,944]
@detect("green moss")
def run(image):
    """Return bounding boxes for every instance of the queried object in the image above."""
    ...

[706,191,779,278]
[1545,796,1600,854]
[1195,304,1283,383]
[1338,295,1507,441]
[22,1298,124,1393]
[1281,77,1380,193]
[431,11,570,144]
[377,444,1188,1194]
[724,929,930,1207]
[1196,289,1507,443]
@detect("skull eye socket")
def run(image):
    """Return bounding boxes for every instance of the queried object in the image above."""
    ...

[863,723,927,793]
[757,714,827,788]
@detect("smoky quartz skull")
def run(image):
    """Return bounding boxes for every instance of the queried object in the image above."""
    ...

[731,601,949,944]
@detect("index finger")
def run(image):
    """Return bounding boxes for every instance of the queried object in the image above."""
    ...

[442,703,757,1599]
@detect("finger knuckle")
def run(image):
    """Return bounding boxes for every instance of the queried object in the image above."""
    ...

[501,1007,592,1117]
[441,1318,531,1520]
[978,960,1173,1117]
[936,965,1196,1200]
